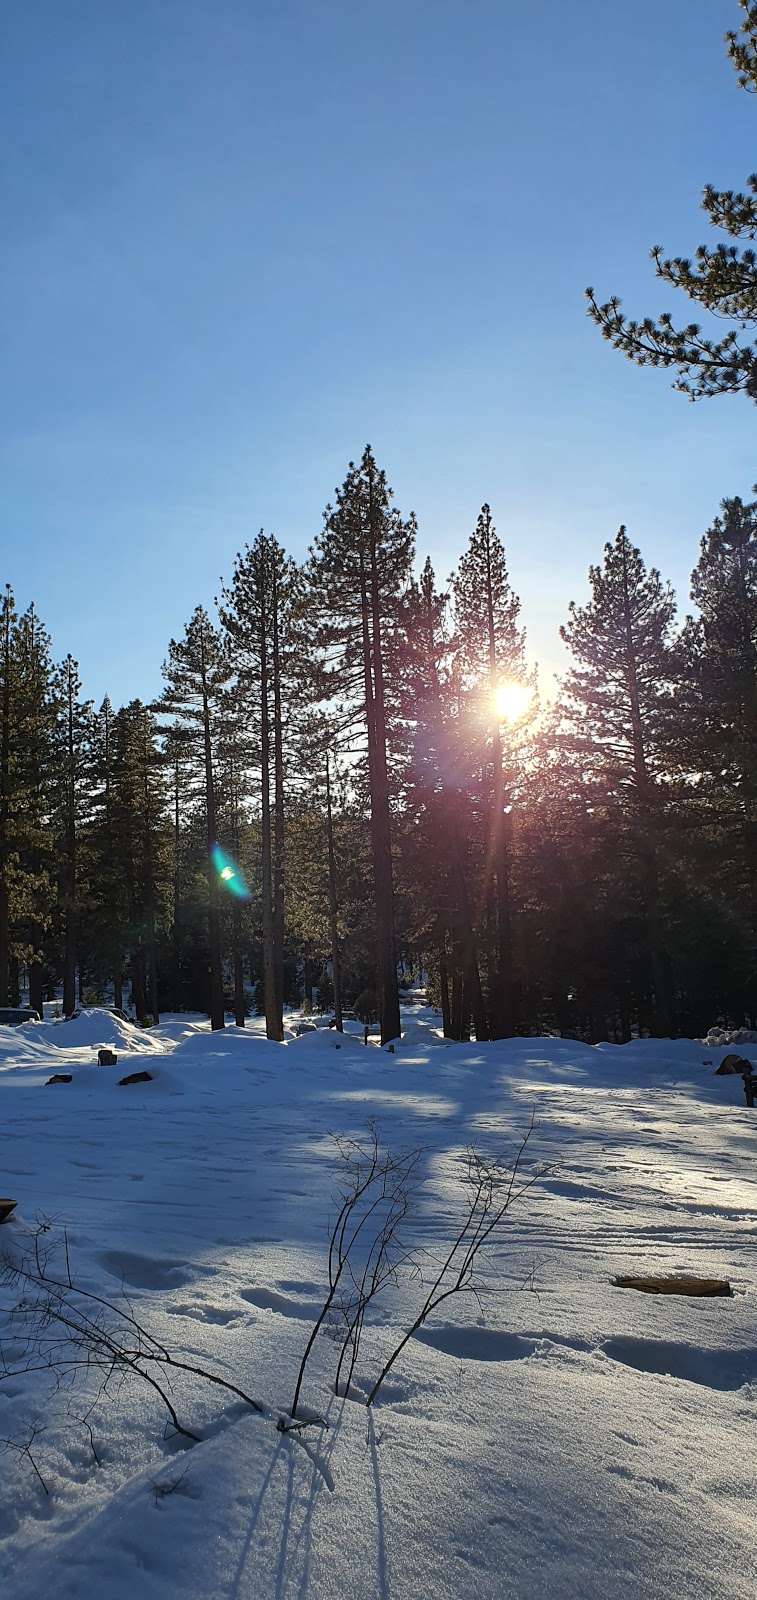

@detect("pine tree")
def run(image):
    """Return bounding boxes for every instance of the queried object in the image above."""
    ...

[81,697,128,1005]
[13,604,57,1012]
[157,608,229,1030]
[220,533,303,1042]
[50,656,92,1016]
[399,558,489,1040]
[681,496,757,1009]
[0,587,19,1005]
[0,593,58,1006]
[560,528,679,1034]
[587,5,757,401]
[309,447,415,1045]
[453,507,530,1038]
[112,702,169,1023]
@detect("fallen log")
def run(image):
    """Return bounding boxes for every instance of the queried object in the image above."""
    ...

[613,1275,732,1297]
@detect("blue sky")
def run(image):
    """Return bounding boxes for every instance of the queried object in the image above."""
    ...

[2,0,755,705]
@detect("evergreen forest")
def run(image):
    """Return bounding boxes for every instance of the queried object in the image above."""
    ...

[3,444,757,1045]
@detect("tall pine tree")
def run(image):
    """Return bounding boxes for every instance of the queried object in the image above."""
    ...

[560,528,679,1034]
[309,447,415,1044]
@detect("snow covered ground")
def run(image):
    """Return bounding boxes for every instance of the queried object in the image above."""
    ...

[0,1008,755,1600]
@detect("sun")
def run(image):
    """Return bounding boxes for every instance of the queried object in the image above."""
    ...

[494,682,533,723]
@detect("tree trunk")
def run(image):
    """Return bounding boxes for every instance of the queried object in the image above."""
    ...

[303,950,315,1013]
[446,805,489,1041]
[439,952,452,1037]
[232,902,246,1027]
[450,946,463,1041]
[200,630,225,1032]
[460,968,472,1042]
[259,613,282,1041]
[62,669,77,1018]
[172,747,182,1011]
[142,738,159,1026]
[271,566,285,1035]
[364,516,401,1044]
[325,752,343,1032]
[29,960,44,1016]
[0,600,10,1007]
[131,952,147,1026]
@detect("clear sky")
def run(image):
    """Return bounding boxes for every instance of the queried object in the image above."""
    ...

[2,0,755,706]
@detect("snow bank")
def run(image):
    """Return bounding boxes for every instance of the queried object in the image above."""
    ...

[30,1009,167,1055]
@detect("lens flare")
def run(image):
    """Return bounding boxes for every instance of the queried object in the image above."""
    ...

[494,682,533,723]
[211,844,251,899]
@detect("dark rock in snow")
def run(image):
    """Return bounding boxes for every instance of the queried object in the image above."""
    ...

[46,1073,73,1084]
[118,1070,153,1086]
[715,1053,751,1075]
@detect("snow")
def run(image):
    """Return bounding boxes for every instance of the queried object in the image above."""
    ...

[0,1010,755,1599]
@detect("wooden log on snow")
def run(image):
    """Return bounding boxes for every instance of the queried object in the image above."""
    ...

[613,1275,732,1297]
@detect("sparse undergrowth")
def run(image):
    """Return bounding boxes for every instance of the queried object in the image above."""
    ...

[0,1115,539,1492]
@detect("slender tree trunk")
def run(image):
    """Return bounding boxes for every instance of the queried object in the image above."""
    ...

[172,747,182,1011]
[271,566,285,1035]
[232,901,246,1027]
[145,906,158,1023]
[303,949,315,1013]
[0,601,10,1007]
[325,752,342,1032]
[228,767,246,1029]
[131,951,147,1025]
[29,960,44,1015]
[365,510,401,1043]
[142,737,159,1025]
[200,632,225,1032]
[450,946,463,1041]
[259,615,282,1041]
[439,951,451,1037]
[62,668,77,1018]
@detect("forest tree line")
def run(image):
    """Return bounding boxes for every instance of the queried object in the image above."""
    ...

[2,445,757,1044]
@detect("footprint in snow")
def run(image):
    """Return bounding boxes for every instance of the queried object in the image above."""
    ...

[601,1336,757,1391]
[240,1285,324,1319]
[99,1250,196,1291]
[167,1303,242,1325]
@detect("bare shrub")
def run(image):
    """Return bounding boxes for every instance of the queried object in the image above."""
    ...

[0,1221,264,1446]
[285,1113,539,1421]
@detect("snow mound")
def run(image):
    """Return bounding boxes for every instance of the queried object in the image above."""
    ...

[32,1009,167,1054]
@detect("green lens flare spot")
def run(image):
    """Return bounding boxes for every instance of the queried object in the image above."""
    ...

[211,844,251,900]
